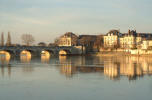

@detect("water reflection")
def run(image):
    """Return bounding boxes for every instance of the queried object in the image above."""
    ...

[0,55,152,81]
[0,64,11,78]
[20,50,31,63]
[0,51,11,65]
[41,51,50,63]
[58,56,152,80]
[102,56,152,80]
[0,52,11,77]
[59,56,74,77]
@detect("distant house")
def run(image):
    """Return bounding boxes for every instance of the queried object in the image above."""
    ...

[58,32,78,46]
[104,30,121,48]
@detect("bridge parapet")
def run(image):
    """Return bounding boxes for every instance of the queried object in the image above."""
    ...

[0,46,85,57]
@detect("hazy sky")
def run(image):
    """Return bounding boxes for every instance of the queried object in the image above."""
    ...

[0,0,152,44]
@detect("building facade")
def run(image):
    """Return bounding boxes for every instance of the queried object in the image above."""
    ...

[104,30,121,48]
[119,30,137,49]
[104,30,152,49]
[58,32,78,46]
[141,40,152,49]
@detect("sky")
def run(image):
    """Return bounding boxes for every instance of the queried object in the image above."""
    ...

[0,0,152,44]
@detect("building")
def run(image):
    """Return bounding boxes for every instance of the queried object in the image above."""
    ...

[119,30,152,49]
[104,30,121,48]
[119,30,137,49]
[57,32,78,46]
[141,40,152,49]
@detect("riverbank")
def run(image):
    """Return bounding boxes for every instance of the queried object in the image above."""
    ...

[92,51,152,57]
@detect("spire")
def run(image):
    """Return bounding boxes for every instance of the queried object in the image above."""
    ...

[6,32,11,46]
[1,32,4,46]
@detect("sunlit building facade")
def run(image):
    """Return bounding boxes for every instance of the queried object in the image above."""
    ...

[119,30,137,49]
[104,29,152,49]
[104,30,121,48]
[58,32,78,46]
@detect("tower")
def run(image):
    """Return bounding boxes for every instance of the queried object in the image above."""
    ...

[1,32,4,46]
[6,32,11,46]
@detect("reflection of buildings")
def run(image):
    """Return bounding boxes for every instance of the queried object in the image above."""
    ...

[58,56,152,80]
[59,56,75,77]
[59,56,104,77]
[60,64,104,78]
[60,64,76,77]
[103,56,152,80]
[104,62,120,79]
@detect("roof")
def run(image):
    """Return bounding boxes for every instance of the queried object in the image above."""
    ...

[121,33,152,38]
[61,32,78,38]
[79,35,97,39]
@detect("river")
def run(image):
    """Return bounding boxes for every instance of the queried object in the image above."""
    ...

[0,55,152,100]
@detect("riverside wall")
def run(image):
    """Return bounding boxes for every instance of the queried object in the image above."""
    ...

[94,48,152,56]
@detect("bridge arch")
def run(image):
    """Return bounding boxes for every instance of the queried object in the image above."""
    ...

[41,50,54,57]
[20,50,33,57]
[59,49,71,56]
[20,50,32,63]
[0,50,11,62]
[0,50,15,58]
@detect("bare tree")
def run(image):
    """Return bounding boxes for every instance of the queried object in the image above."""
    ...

[21,34,35,46]
[79,36,94,46]
[94,35,104,51]
[38,42,47,46]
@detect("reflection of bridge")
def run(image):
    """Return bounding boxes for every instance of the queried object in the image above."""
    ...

[0,46,84,57]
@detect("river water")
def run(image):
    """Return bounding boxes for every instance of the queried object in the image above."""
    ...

[0,55,152,100]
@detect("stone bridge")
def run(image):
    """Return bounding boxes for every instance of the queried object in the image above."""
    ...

[0,46,84,57]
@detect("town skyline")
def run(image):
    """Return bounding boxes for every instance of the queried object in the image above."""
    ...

[1,29,152,44]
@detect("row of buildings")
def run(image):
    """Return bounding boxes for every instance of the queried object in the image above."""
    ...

[103,30,152,49]
[55,32,99,52]
[56,30,152,51]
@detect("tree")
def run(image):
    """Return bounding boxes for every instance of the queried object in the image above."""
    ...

[79,36,95,46]
[38,42,47,46]
[94,35,104,51]
[1,32,4,46]
[21,34,35,46]
[6,32,12,46]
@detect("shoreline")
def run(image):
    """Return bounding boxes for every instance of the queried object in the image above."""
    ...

[91,51,152,57]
